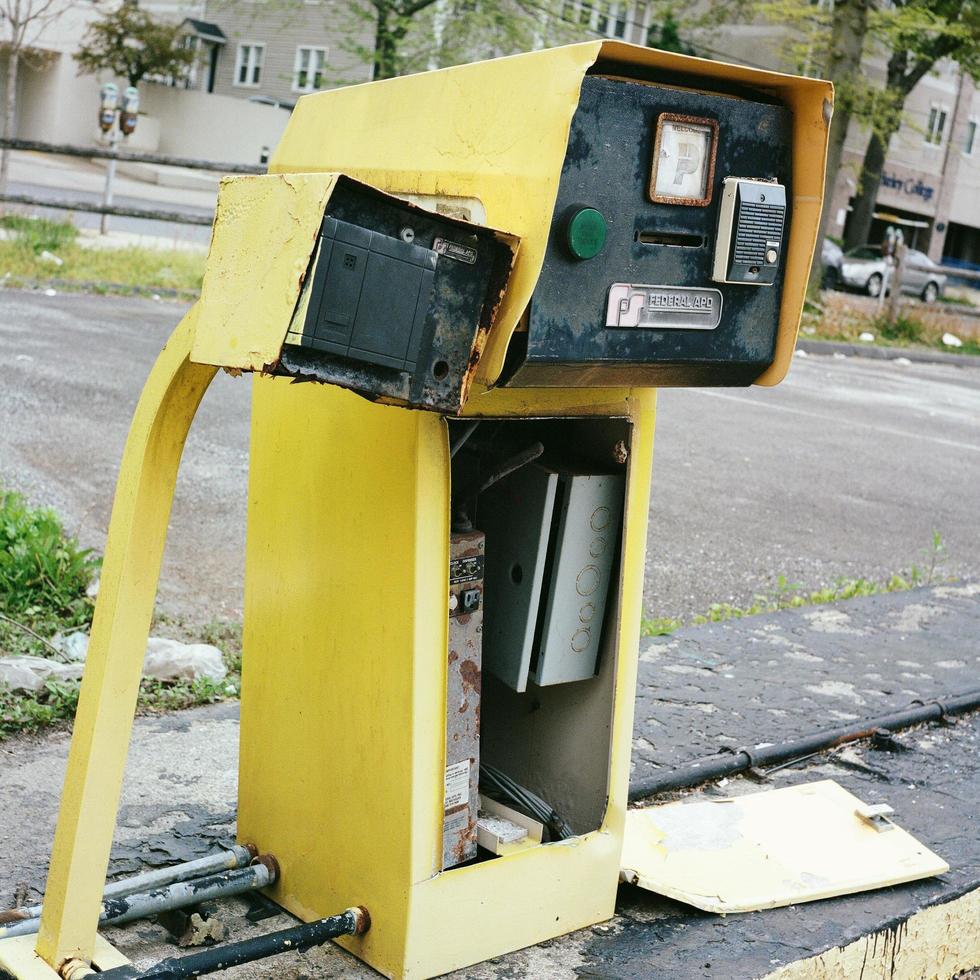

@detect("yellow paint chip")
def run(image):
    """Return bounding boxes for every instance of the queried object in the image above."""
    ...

[621,780,948,913]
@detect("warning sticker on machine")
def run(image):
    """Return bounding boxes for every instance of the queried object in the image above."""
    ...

[449,555,484,585]
[444,760,471,810]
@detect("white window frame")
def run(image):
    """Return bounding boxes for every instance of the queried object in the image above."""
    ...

[612,3,627,38]
[924,102,949,147]
[180,34,199,89]
[234,42,265,88]
[292,45,328,93]
[964,117,978,157]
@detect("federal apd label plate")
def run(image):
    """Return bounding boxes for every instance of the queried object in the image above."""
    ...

[605,283,723,330]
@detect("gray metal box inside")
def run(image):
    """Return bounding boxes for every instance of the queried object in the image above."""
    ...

[480,466,624,691]
[302,216,437,372]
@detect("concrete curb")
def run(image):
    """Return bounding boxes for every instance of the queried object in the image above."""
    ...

[797,337,979,367]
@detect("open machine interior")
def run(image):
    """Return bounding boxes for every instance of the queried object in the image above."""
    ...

[442,416,631,870]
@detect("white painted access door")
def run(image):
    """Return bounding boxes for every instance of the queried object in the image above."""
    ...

[621,780,948,913]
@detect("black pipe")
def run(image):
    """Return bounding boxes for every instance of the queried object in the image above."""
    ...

[98,906,369,979]
[628,689,980,802]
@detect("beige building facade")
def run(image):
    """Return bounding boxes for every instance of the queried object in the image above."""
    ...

[690,17,980,268]
[178,1,373,107]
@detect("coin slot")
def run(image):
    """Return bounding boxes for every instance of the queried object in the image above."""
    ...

[635,231,705,248]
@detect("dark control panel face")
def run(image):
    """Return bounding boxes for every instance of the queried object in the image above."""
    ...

[504,74,792,388]
[282,178,514,413]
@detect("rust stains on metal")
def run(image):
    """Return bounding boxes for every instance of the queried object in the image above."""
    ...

[352,905,372,936]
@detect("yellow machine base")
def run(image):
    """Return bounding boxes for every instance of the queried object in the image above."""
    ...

[0,934,128,978]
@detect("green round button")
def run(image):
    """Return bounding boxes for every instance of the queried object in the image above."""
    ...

[566,207,607,260]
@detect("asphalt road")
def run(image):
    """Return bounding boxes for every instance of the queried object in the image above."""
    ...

[0,288,978,625]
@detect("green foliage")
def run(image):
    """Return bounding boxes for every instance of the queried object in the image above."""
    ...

[76,3,195,89]
[649,9,696,54]
[642,536,949,635]
[336,0,575,81]
[0,489,99,629]
[0,678,81,738]
[0,215,78,254]
[0,674,237,739]
[876,312,925,344]
[639,615,682,636]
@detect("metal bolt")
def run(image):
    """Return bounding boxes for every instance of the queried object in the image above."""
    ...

[400,227,415,244]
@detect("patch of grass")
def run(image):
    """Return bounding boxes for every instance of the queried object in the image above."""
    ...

[0,488,99,642]
[806,292,980,357]
[0,483,241,739]
[0,218,203,295]
[0,214,78,253]
[641,535,948,637]
[199,618,243,675]
[876,312,925,345]
[639,616,683,637]
[0,674,237,738]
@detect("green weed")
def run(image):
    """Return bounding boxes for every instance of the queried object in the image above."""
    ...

[643,534,948,636]
[0,215,78,253]
[0,488,99,631]
[0,675,236,738]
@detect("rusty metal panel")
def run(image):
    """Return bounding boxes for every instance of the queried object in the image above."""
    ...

[444,530,484,869]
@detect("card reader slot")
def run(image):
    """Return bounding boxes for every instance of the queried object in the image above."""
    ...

[635,230,706,248]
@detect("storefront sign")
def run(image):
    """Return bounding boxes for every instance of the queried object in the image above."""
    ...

[880,170,935,203]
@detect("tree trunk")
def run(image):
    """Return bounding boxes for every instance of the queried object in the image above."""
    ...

[373,6,397,80]
[805,0,869,299]
[844,128,889,249]
[0,46,20,202]
[843,48,934,252]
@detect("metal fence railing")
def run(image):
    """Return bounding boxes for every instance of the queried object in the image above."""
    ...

[0,137,264,227]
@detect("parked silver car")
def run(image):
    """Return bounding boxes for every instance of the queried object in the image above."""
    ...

[838,245,947,302]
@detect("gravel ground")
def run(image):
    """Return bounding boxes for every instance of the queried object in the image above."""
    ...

[0,288,978,626]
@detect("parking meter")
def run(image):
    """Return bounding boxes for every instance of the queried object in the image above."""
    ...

[119,87,139,137]
[6,42,831,980]
[98,83,117,134]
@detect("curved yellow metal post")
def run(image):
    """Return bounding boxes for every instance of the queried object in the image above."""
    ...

[34,309,217,970]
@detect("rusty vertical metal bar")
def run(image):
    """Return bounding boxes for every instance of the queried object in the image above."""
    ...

[443,531,484,868]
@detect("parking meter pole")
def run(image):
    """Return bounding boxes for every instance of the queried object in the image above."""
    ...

[101,128,118,237]
[877,258,891,313]
[887,241,907,325]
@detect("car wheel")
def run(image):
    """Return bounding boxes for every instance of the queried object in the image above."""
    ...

[922,281,939,303]
[866,273,883,298]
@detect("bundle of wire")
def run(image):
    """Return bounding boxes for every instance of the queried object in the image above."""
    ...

[480,763,574,841]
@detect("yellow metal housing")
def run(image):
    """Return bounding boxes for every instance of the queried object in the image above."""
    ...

[273,40,832,388]
[3,40,833,980]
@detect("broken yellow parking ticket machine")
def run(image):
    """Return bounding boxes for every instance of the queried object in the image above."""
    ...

[0,41,831,980]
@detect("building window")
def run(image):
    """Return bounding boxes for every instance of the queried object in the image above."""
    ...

[234,43,264,87]
[293,46,327,92]
[965,119,977,156]
[613,3,627,37]
[596,1,609,33]
[925,104,948,146]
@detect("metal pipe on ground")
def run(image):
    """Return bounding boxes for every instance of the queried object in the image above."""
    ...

[0,845,257,926]
[628,689,980,802]
[0,858,278,940]
[97,906,371,979]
